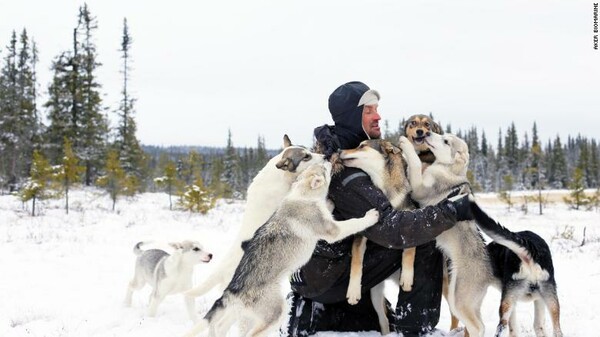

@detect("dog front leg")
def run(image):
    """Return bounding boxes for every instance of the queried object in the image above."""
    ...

[182,318,209,337]
[399,136,424,187]
[399,247,416,292]
[347,236,367,305]
[184,293,197,322]
[324,209,379,243]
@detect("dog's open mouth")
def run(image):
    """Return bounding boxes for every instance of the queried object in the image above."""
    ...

[412,136,426,145]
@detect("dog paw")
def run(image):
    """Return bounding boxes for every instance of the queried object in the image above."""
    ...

[346,288,361,305]
[182,289,196,298]
[364,209,380,224]
[398,136,412,149]
[326,198,335,212]
[400,279,413,292]
[400,271,414,292]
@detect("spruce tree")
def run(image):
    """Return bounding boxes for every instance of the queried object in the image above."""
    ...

[530,123,546,214]
[44,52,76,163]
[549,136,568,188]
[504,122,519,178]
[77,4,108,186]
[589,140,599,187]
[255,135,269,172]
[563,167,592,210]
[114,18,144,188]
[0,30,40,189]
[220,129,241,198]
[16,29,38,166]
[577,137,592,188]
[0,31,20,190]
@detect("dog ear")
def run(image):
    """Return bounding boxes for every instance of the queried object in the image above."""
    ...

[169,242,183,250]
[431,121,443,135]
[283,134,292,148]
[382,142,400,156]
[275,157,293,172]
[451,151,469,176]
[402,117,413,136]
[310,175,325,190]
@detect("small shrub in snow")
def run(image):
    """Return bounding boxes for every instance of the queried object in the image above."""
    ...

[178,179,217,214]
[19,150,54,216]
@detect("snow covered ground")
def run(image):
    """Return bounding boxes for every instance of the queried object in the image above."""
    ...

[1,188,599,337]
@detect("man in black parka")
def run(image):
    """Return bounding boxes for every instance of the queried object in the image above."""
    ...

[286,81,472,337]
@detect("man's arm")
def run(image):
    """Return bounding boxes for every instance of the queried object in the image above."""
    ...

[329,168,458,249]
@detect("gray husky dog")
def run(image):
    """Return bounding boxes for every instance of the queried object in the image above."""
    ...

[185,135,325,300]
[399,132,493,337]
[124,241,213,321]
[183,162,380,337]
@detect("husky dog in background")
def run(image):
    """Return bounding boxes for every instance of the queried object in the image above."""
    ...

[183,162,380,337]
[339,139,414,335]
[124,241,213,321]
[399,132,494,337]
[470,202,563,337]
[185,135,325,300]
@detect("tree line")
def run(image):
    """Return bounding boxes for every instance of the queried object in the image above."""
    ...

[1,4,599,215]
[1,5,142,190]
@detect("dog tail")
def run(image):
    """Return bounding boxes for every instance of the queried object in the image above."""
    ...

[469,198,535,267]
[133,242,145,256]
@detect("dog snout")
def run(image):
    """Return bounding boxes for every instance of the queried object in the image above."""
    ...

[416,129,424,137]
[208,253,213,259]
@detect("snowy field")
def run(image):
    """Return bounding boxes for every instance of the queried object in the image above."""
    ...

[1,188,599,337]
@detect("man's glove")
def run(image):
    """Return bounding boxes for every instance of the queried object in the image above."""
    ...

[447,193,473,221]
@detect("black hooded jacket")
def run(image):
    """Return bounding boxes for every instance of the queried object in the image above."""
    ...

[291,82,459,303]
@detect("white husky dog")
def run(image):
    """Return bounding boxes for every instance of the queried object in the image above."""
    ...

[185,135,325,299]
[124,240,213,321]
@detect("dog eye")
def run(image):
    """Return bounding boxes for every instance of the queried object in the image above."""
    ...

[410,121,417,126]
[193,247,200,251]
[425,122,430,128]
[444,139,449,145]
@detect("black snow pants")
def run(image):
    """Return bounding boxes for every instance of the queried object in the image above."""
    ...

[286,240,444,336]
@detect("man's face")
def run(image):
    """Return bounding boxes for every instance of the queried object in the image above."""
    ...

[362,104,381,139]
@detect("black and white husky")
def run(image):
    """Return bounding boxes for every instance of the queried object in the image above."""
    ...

[399,132,563,337]
[470,202,563,337]
[183,162,380,337]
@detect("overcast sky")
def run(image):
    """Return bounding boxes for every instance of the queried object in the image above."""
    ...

[1,0,599,149]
